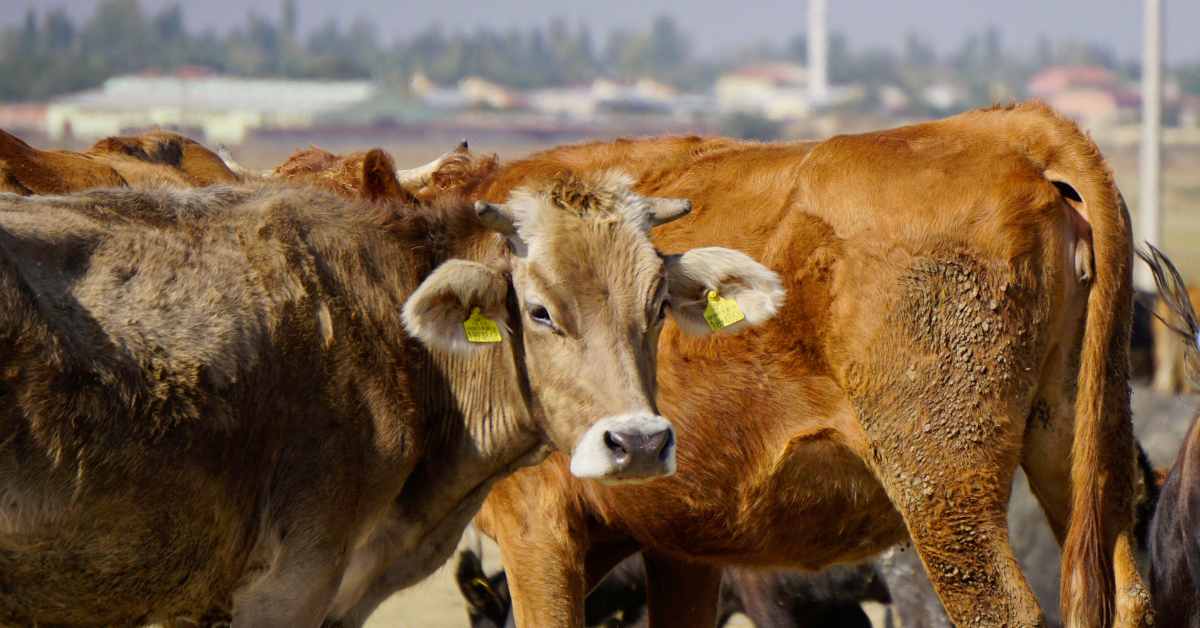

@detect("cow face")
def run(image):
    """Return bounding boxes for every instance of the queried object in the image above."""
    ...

[404,171,784,483]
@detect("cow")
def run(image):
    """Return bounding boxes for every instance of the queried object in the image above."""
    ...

[1139,245,1200,627]
[0,128,127,194]
[0,164,783,626]
[86,129,241,186]
[454,102,1151,628]
[1152,280,1200,394]
[455,545,888,628]
[0,128,238,195]
[267,141,498,207]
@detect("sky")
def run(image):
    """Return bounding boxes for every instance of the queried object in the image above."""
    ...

[8,0,1200,65]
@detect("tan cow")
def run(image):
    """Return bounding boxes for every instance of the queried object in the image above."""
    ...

[0,167,782,626]
[455,103,1148,628]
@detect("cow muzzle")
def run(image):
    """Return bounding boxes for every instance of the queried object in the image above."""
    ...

[569,414,676,483]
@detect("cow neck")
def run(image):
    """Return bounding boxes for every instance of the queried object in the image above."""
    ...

[405,231,544,516]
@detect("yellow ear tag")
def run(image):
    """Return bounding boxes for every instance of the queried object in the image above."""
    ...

[703,290,745,331]
[463,307,502,344]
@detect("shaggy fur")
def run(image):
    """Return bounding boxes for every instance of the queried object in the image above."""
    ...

[467,102,1151,628]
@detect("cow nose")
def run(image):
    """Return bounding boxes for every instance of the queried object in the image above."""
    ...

[569,414,677,483]
[604,428,673,465]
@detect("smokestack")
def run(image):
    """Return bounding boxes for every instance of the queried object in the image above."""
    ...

[1135,0,1164,291]
[808,0,828,102]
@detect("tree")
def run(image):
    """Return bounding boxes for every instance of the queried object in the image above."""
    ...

[45,9,75,51]
[19,9,38,55]
[153,4,184,42]
[1035,35,1054,68]
[983,25,1003,69]
[903,32,936,68]
[786,33,807,63]
[648,15,689,73]
[282,0,298,38]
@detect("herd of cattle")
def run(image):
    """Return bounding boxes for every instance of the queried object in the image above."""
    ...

[0,101,1199,627]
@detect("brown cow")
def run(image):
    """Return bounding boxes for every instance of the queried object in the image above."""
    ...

[457,103,1150,628]
[0,166,782,626]
[0,129,127,194]
[269,141,498,206]
[87,129,241,186]
[0,129,238,195]
[1140,245,1200,626]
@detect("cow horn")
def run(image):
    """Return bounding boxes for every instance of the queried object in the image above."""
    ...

[396,141,468,187]
[647,197,692,227]
[474,201,517,236]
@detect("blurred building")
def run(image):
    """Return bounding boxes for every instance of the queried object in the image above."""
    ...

[714,63,861,120]
[0,103,48,133]
[1027,65,1142,129]
[715,63,814,120]
[45,69,374,144]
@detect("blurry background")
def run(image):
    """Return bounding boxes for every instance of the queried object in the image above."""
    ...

[2,2,1198,626]
[2,1,1199,274]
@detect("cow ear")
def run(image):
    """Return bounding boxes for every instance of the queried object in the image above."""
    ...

[664,247,785,336]
[404,260,510,352]
[362,148,407,202]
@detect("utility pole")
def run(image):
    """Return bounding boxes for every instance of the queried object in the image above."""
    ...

[808,0,828,103]
[1136,0,1163,291]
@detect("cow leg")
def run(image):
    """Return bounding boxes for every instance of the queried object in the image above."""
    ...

[856,393,1043,627]
[1022,395,1151,628]
[843,256,1053,626]
[492,513,588,628]
[641,551,721,628]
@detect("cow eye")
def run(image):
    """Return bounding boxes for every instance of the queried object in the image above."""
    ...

[529,305,555,328]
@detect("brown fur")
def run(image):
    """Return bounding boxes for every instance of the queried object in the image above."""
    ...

[0,129,127,194]
[87,130,241,186]
[0,165,737,625]
[464,103,1149,627]
[272,145,498,206]
[0,129,238,197]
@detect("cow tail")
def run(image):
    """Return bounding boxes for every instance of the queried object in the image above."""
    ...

[1030,104,1133,628]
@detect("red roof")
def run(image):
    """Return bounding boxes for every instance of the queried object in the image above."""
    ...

[1028,65,1119,97]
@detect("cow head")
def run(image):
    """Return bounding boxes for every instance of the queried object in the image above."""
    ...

[403,171,784,483]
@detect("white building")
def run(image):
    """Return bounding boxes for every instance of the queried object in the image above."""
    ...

[715,63,813,120]
[46,72,374,144]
